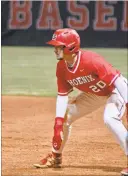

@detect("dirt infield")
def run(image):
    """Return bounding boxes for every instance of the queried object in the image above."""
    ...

[2,96,127,176]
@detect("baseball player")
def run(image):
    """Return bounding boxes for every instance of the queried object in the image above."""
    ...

[34,28,128,176]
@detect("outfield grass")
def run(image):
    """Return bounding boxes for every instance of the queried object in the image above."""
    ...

[2,47,127,96]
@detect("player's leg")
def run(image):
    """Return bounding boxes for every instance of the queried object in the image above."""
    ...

[52,92,108,154]
[103,89,128,175]
[104,90,127,154]
[34,92,107,168]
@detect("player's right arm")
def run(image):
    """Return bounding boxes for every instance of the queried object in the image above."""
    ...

[56,61,73,118]
[52,61,73,151]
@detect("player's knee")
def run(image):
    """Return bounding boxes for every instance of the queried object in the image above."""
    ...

[104,103,121,125]
[64,107,74,125]
[63,121,72,130]
[103,113,121,127]
[103,110,118,126]
[63,113,72,134]
[63,122,72,139]
[104,115,112,126]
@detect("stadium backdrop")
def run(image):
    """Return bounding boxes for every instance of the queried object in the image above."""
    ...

[1,1,127,48]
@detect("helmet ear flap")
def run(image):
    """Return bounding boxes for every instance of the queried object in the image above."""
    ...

[63,45,79,55]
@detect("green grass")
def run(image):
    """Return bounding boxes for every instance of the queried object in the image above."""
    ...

[2,47,127,96]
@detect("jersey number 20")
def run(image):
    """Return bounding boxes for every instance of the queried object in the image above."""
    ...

[89,81,106,92]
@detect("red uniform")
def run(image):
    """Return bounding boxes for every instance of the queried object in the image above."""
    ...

[56,50,120,96]
[34,29,127,173]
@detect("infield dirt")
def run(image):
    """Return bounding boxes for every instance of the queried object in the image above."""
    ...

[2,96,127,176]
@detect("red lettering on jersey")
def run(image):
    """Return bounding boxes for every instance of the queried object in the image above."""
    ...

[9,1,32,29]
[67,1,89,30]
[94,1,117,31]
[36,1,63,30]
[57,50,120,96]
[121,1,128,31]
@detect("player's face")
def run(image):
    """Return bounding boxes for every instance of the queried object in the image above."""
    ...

[54,46,64,60]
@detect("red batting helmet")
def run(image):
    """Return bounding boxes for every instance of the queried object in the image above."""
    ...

[46,28,80,54]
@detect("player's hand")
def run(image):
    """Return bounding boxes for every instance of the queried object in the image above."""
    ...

[52,117,64,150]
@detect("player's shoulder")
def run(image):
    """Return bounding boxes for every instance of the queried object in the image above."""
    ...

[81,49,103,58]
[80,49,105,63]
